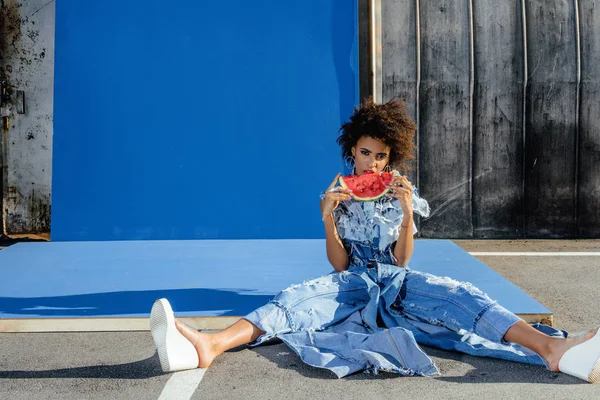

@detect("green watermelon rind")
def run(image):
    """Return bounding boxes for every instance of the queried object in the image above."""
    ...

[338,171,399,202]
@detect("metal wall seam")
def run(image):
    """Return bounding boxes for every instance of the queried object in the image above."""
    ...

[468,0,475,237]
[415,0,422,234]
[521,0,528,237]
[574,0,582,232]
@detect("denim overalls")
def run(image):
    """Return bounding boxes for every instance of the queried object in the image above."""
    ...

[243,186,567,378]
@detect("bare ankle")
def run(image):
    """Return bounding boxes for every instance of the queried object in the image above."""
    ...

[544,337,563,359]
[210,332,229,355]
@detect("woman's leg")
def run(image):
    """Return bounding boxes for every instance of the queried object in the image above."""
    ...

[399,270,598,371]
[503,320,598,371]
[174,318,265,368]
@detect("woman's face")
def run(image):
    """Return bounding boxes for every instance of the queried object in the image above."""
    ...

[351,136,390,175]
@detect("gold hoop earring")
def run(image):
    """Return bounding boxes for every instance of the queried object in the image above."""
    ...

[383,164,392,173]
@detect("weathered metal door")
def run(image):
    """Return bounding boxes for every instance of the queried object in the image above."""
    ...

[0,0,54,236]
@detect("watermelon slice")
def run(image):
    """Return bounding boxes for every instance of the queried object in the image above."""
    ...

[339,171,397,201]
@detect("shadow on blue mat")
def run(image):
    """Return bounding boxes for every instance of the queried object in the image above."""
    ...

[0,288,274,318]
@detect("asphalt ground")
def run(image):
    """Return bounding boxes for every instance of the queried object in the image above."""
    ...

[1,239,600,400]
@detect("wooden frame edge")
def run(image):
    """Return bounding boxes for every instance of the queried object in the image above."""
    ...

[0,316,242,333]
[358,0,382,103]
[519,313,553,326]
[0,313,552,333]
[371,0,382,103]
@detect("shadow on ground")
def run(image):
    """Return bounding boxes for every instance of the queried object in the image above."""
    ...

[250,342,585,385]
[0,344,586,385]
[0,353,164,380]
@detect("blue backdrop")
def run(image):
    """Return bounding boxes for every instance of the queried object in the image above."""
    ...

[52,0,358,241]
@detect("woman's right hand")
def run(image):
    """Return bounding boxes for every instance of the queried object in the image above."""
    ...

[320,173,353,219]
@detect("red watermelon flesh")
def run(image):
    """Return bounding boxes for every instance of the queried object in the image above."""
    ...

[339,172,395,201]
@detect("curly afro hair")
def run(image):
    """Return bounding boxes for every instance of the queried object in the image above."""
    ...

[337,97,417,175]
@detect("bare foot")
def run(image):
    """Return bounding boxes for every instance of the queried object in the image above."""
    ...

[174,319,220,368]
[546,328,599,372]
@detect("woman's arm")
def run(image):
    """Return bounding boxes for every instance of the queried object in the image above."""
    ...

[323,214,350,272]
[320,173,352,272]
[393,209,414,267]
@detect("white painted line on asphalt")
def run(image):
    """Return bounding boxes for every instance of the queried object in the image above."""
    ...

[158,368,206,400]
[469,252,600,256]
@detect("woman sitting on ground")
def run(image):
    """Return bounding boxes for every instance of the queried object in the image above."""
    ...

[150,98,600,383]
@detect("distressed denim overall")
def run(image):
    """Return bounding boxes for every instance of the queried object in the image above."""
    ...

[244,186,567,378]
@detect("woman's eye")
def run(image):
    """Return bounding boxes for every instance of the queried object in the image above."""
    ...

[361,151,369,156]
[377,154,387,160]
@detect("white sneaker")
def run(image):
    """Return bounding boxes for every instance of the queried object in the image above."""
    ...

[558,328,600,383]
[150,298,200,372]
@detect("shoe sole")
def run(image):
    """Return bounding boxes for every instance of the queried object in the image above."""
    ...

[150,298,173,372]
[590,358,600,383]
[150,298,199,373]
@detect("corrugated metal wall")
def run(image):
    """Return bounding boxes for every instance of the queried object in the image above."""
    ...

[378,0,600,238]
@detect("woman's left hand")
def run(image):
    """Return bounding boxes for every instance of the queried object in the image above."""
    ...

[387,175,413,213]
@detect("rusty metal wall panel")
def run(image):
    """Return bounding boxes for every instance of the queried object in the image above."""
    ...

[472,0,525,238]
[379,1,598,238]
[381,1,418,174]
[418,0,473,238]
[0,0,54,235]
[578,0,600,237]
[381,0,422,231]
[524,0,579,237]
[358,0,372,103]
